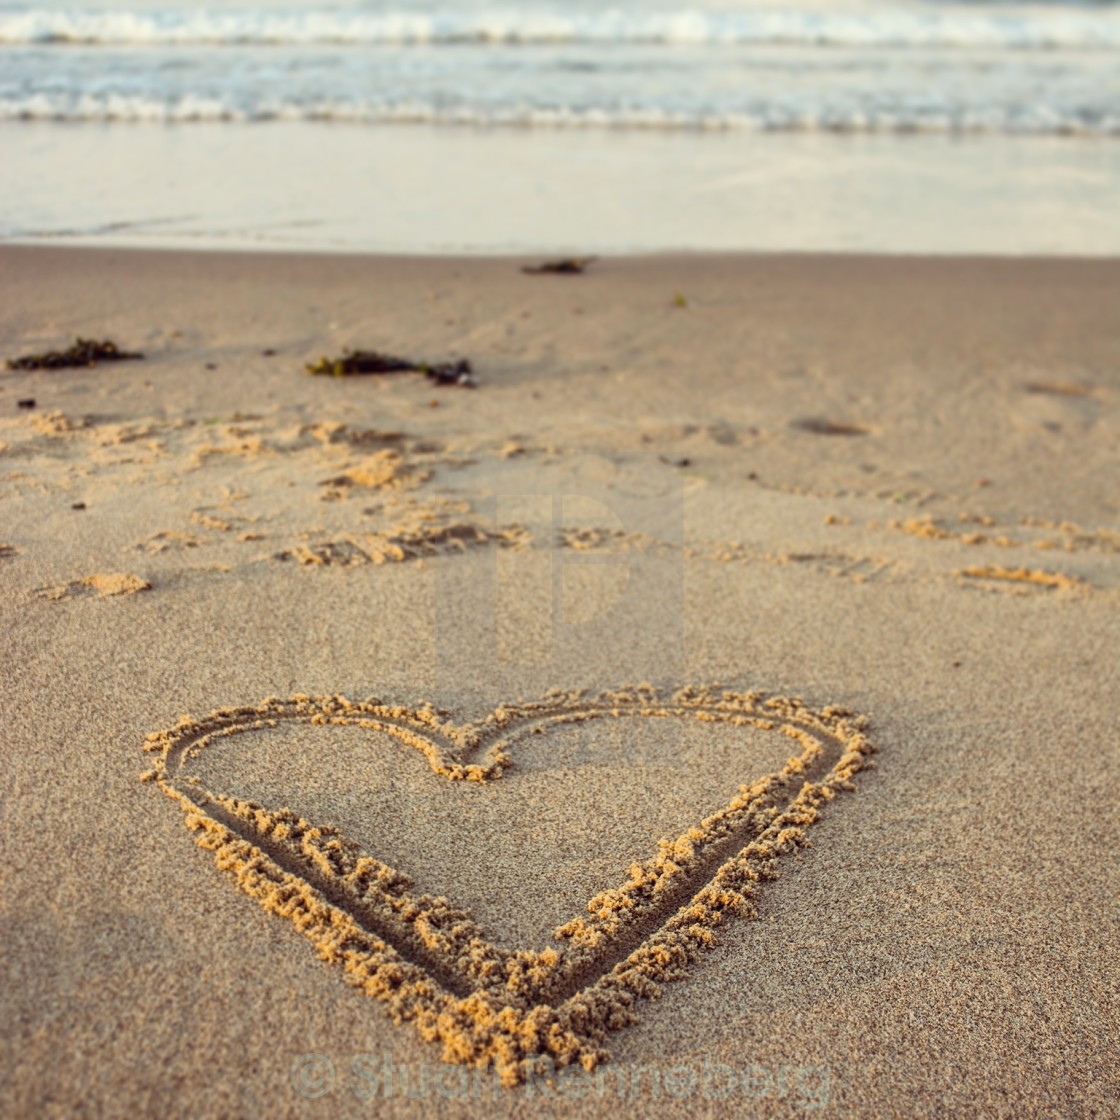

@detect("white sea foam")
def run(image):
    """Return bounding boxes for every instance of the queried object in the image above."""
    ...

[2,92,1116,136]
[2,6,1119,50]
[1,3,1116,139]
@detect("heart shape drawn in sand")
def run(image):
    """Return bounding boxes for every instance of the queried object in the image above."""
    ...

[142,686,874,1084]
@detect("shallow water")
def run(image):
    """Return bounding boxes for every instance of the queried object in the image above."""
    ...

[4,0,1119,134]
[2,121,1118,255]
[1,0,1118,254]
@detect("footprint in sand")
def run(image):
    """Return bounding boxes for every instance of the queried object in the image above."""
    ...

[1024,381,1097,398]
[35,572,151,601]
[782,551,895,583]
[958,565,1088,595]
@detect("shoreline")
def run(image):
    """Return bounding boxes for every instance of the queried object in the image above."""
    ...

[8,241,1120,264]
[4,121,1119,258]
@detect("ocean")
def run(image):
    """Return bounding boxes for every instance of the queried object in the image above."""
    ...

[2,0,1119,254]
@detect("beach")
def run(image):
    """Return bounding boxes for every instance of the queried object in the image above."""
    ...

[0,245,1117,1117]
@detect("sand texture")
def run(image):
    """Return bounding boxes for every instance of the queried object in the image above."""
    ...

[0,247,1118,1118]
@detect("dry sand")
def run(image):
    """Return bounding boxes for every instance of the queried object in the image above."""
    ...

[0,246,1117,1118]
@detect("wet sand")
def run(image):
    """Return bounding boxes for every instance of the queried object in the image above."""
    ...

[1,246,1117,1118]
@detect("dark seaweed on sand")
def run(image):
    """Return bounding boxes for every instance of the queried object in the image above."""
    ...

[306,349,475,386]
[522,257,596,275]
[6,338,144,371]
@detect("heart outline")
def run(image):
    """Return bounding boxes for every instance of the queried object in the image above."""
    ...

[142,685,874,1084]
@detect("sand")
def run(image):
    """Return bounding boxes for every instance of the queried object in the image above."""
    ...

[0,246,1117,1118]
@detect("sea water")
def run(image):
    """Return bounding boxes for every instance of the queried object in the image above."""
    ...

[1,0,1118,253]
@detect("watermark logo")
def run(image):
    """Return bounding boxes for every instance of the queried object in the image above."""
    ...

[432,453,685,699]
[289,1053,336,1100]
[290,1052,831,1109]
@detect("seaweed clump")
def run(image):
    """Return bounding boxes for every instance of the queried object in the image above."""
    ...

[522,257,596,275]
[6,338,144,371]
[306,349,475,387]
